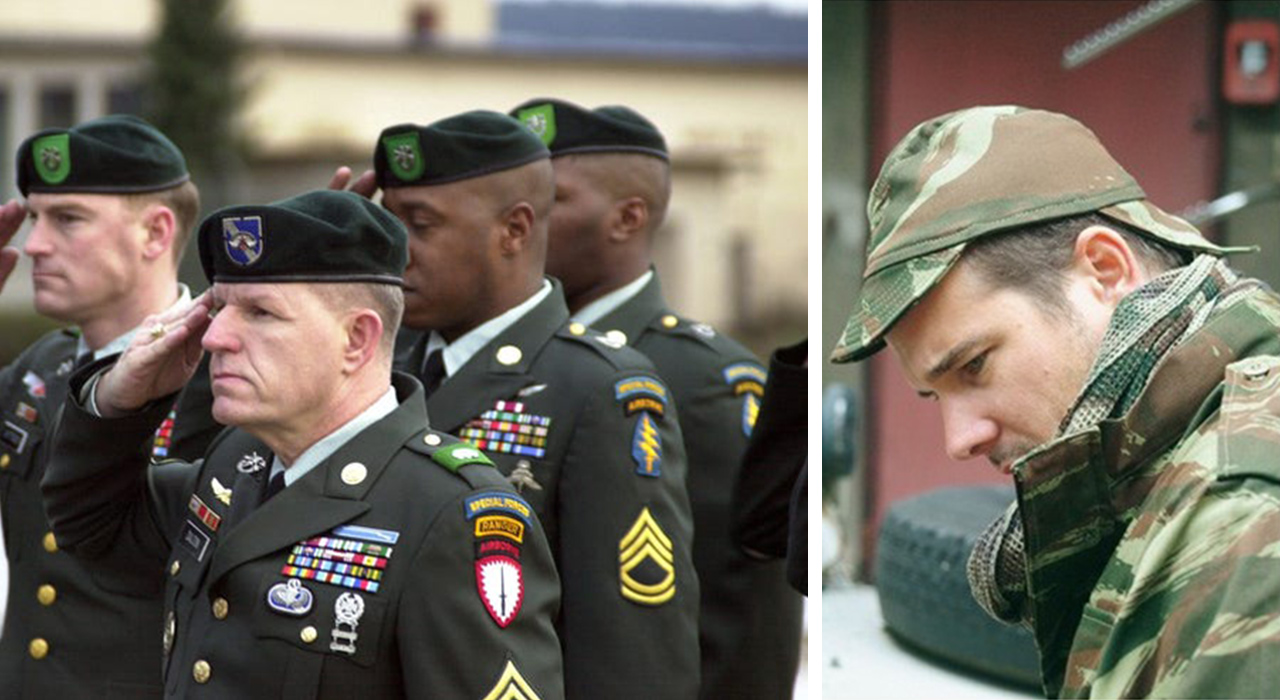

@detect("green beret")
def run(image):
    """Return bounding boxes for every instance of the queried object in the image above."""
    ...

[509,98,668,160]
[16,114,189,196]
[198,190,408,286]
[374,110,549,189]
[831,105,1247,364]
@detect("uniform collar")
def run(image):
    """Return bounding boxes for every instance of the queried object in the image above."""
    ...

[426,279,553,377]
[270,386,399,487]
[572,269,654,327]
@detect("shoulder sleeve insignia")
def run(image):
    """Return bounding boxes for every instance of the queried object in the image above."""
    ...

[614,376,668,417]
[464,491,534,525]
[460,400,552,459]
[619,507,676,605]
[724,362,766,438]
[743,393,760,438]
[482,660,541,700]
[433,443,496,472]
[631,412,663,477]
[469,491,534,629]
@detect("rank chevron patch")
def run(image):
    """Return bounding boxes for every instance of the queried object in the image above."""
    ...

[618,507,676,605]
[482,659,541,700]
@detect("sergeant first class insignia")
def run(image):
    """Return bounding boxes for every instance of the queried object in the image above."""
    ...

[723,362,766,437]
[465,492,534,628]
[482,660,541,700]
[619,507,676,605]
[616,377,668,477]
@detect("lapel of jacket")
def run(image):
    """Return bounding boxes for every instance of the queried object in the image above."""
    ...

[206,376,426,585]
[594,269,668,344]
[426,281,568,432]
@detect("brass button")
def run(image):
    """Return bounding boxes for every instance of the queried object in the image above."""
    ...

[29,638,48,660]
[42,532,58,553]
[423,433,442,446]
[340,462,367,485]
[212,597,229,620]
[496,345,522,365]
[193,659,211,684]
[568,322,586,336]
[661,315,678,328]
[0,454,10,469]
[300,626,318,644]
[170,560,181,577]
[36,584,56,606]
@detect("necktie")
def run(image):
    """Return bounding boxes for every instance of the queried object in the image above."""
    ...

[421,349,446,398]
[262,471,286,503]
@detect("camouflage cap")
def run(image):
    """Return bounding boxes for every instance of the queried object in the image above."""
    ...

[831,105,1245,364]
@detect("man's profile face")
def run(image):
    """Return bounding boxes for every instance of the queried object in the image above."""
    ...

[381,181,502,335]
[202,282,346,432]
[24,193,146,324]
[886,259,1107,473]
[547,156,612,299]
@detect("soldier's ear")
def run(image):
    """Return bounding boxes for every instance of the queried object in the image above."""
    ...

[1072,225,1142,307]
[608,197,648,243]
[498,201,536,256]
[342,308,384,374]
[138,203,177,262]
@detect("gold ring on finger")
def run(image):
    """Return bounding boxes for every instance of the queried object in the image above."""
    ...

[149,322,166,340]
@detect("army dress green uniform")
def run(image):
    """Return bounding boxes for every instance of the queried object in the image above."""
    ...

[586,272,803,697]
[0,114,220,698]
[0,334,216,698]
[44,371,563,699]
[42,189,565,699]
[397,281,701,699]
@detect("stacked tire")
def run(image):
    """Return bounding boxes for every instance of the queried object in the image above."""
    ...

[875,485,1041,690]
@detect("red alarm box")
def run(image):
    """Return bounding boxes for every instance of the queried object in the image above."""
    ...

[1224,20,1280,105]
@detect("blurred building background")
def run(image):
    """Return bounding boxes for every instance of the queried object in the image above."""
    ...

[824,0,1280,588]
[0,0,807,360]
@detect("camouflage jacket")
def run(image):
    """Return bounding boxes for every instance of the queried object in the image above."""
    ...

[1013,283,1280,698]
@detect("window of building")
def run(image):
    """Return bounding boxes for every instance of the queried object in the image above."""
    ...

[39,85,76,129]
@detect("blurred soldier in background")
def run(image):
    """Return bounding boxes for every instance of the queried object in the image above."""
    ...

[508,98,802,698]
[0,115,217,698]
[42,190,564,698]
[370,111,700,698]
[832,105,1280,698]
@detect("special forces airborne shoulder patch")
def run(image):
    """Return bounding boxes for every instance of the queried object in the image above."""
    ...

[616,376,669,478]
[723,362,767,437]
[465,491,534,628]
[619,507,676,606]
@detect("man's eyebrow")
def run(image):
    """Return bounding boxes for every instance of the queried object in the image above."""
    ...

[926,335,990,383]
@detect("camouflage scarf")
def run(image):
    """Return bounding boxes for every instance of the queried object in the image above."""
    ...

[968,254,1238,626]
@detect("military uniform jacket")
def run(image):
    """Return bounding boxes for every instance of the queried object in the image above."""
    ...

[42,371,564,699]
[1014,285,1280,698]
[397,282,700,699]
[593,274,802,698]
[0,329,218,698]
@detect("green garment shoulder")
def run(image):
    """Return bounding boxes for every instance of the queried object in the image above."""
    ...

[1013,284,1280,698]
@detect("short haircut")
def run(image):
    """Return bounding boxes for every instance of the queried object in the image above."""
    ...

[961,212,1191,317]
[562,152,671,234]
[123,180,201,263]
[310,282,406,361]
